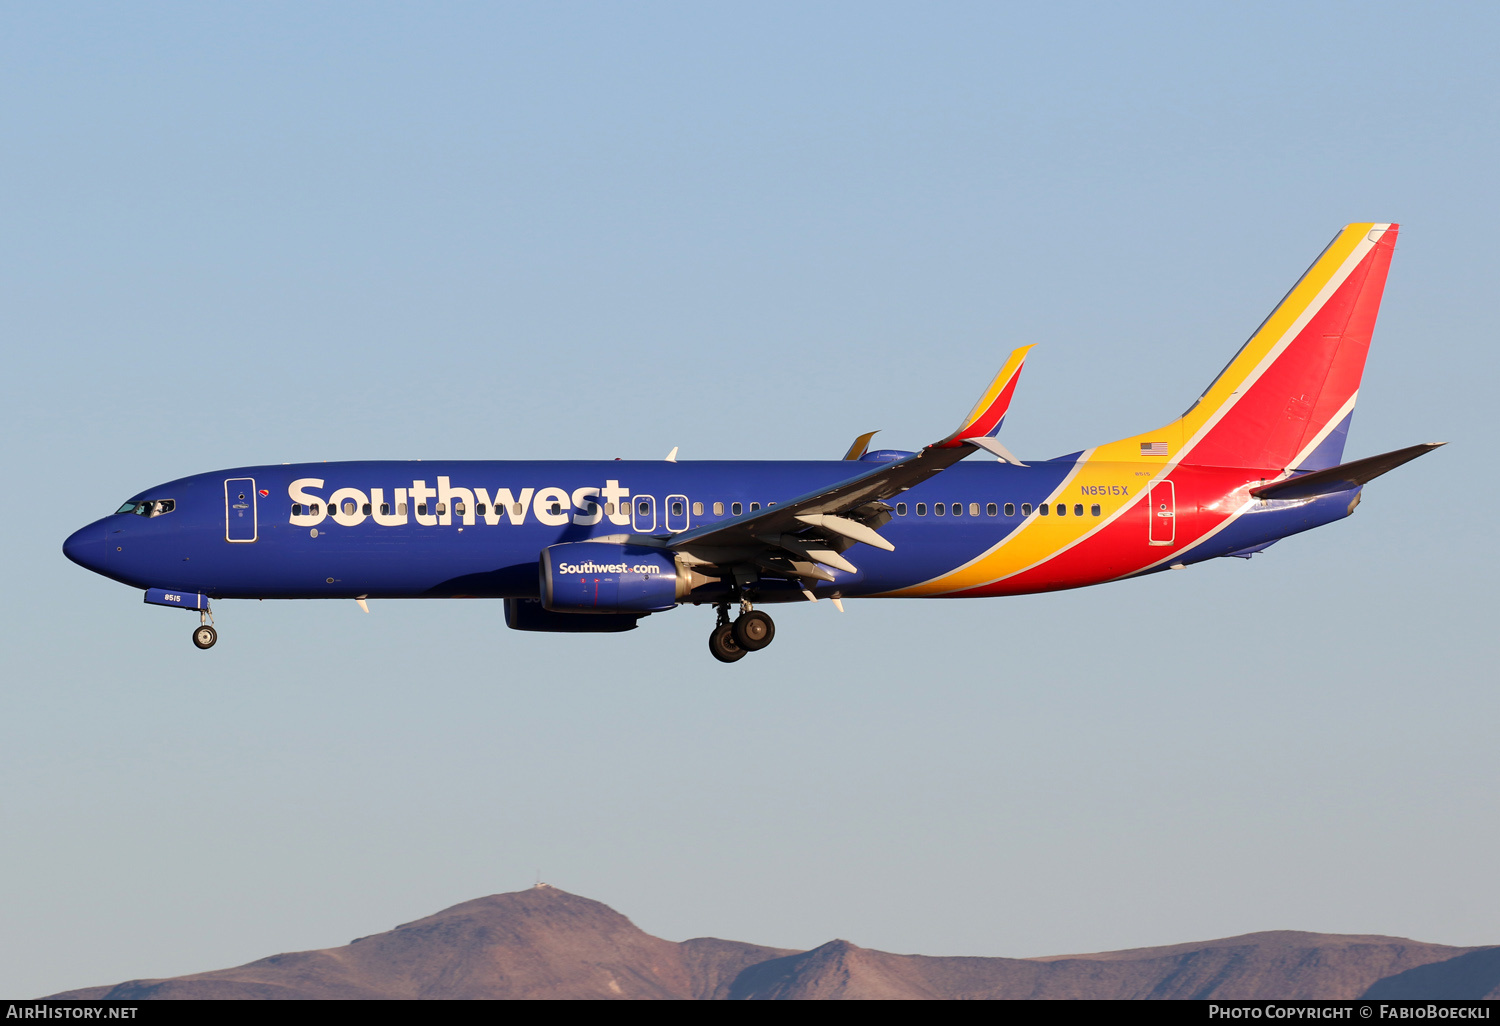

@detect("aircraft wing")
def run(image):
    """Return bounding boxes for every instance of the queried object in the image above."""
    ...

[664,346,1034,580]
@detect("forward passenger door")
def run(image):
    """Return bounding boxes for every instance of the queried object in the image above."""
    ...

[225,477,258,542]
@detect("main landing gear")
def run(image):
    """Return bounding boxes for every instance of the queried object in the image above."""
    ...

[708,602,776,664]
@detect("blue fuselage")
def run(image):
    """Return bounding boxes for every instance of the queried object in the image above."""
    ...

[63,458,1356,605]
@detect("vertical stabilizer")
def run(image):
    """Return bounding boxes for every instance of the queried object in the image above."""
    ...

[1095,224,1398,471]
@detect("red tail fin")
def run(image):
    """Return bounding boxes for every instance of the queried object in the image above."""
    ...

[1096,224,1398,471]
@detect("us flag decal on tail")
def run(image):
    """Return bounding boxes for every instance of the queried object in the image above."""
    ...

[1140,442,1168,455]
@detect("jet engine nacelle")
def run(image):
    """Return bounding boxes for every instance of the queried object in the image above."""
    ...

[504,598,643,633]
[540,542,687,613]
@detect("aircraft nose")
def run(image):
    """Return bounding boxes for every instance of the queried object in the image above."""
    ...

[63,521,108,574]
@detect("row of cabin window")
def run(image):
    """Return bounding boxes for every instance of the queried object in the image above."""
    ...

[291,499,766,518]
[699,501,760,516]
[294,501,508,517]
[292,499,1104,520]
[894,501,1102,518]
[620,499,770,517]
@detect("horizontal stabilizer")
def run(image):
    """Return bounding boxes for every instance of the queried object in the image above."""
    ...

[1251,443,1444,501]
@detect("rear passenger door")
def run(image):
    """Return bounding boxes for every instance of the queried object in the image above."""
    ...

[1147,480,1175,546]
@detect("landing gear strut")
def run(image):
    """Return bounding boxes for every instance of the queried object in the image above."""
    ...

[707,601,775,663]
[192,606,217,650]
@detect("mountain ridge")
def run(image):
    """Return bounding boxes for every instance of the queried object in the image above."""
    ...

[48,885,1500,1000]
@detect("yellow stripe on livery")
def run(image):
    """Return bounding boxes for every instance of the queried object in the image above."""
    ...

[886,224,1393,597]
[1093,223,1385,468]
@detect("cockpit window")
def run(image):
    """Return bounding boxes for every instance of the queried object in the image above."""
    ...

[115,499,176,517]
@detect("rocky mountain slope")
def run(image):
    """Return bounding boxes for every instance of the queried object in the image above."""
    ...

[50,885,1496,1000]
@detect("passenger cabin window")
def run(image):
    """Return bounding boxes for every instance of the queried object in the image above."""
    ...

[693,501,703,516]
[344,501,358,515]
[436,503,447,516]
[418,504,427,515]
[671,501,684,516]
[916,503,927,516]
[551,503,563,515]
[971,503,981,517]
[1020,503,1031,516]
[637,500,649,515]
[1038,503,1048,516]
[750,502,760,511]
[896,502,907,516]
[1004,503,1015,516]
[935,503,945,516]
[714,502,725,516]
[1091,503,1101,516]
[454,503,466,516]
[1056,503,1065,516]
[731,502,743,515]
[381,503,392,516]
[474,504,484,516]
[398,503,407,516]
[362,503,372,515]
[604,502,615,515]
[1074,504,1084,517]
[952,503,963,516]
[513,503,523,515]
[986,503,997,516]
[291,503,302,516]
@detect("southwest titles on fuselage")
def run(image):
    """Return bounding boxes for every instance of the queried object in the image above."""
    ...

[288,477,637,529]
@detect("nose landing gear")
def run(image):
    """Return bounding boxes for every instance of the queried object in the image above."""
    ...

[142,589,218,648]
[708,601,775,663]
[192,605,216,650]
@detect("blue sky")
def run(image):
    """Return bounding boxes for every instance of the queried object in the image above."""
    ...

[2,2,1497,996]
